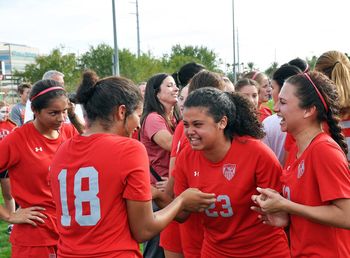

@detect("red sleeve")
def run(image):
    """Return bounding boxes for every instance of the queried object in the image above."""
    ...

[255,141,283,192]
[171,121,184,158]
[0,130,20,171]
[122,140,152,201]
[312,140,350,202]
[143,113,168,139]
[173,147,190,196]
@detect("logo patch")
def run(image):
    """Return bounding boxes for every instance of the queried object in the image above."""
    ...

[35,147,43,152]
[193,171,200,177]
[223,164,236,181]
[297,160,305,178]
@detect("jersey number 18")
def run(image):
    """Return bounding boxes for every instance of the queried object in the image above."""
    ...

[58,167,101,226]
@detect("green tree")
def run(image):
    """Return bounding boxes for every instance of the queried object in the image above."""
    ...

[15,48,81,92]
[265,62,279,78]
[163,44,221,72]
[79,43,114,77]
[306,55,318,71]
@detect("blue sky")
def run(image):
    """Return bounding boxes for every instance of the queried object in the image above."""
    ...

[1,0,349,71]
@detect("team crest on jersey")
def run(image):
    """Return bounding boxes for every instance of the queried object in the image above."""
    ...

[223,164,236,181]
[297,160,305,178]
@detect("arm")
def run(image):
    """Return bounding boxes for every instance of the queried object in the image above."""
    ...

[152,130,173,151]
[253,187,350,229]
[67,102,85,134]
[127,188,216,242]
[9,107,21,127]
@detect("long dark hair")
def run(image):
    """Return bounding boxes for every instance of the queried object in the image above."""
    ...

[141,73,180,132]
[184,87,264,141]
[76,70,143,130]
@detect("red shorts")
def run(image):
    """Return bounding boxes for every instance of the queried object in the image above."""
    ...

[12,244,57,258]
[160,221,182,253]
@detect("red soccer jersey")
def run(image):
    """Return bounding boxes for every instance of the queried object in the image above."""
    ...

[174,136,289,257]
[0,122,77,246]
[283,133,350,257]
[0,120,16,140]
[259,105,272,122]
[340,118,350,161]
[49,134,152,258]
[170,121,188,158]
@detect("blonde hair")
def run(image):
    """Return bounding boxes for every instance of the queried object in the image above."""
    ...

[315,51,350,114]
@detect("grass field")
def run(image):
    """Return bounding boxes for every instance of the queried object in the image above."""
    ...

[0,191,11,258]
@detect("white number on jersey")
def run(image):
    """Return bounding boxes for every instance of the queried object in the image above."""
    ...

[205,194,233,218]
[58,167,101,226]
[283,185,291,201]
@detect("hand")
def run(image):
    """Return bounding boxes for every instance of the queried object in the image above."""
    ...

[67,101,76,118]
[7,207,47,227]
[180,188,216,212]
[155,177,169,192]
[251,205,289,227]
[251,187,287,213]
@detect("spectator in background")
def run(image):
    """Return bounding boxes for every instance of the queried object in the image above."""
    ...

[140,73,180,258]
[172,62,205,89]
[222,76,235,92]
[243,71,273,122]
[234,78,259,109]
[288,57,309,73]
[138,81,147,98]
[10,83,31,126]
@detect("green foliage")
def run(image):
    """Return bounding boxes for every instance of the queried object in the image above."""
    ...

[163,44,220,72]
[264,62,279,78]
[16,44,222,88]
[79,43,114,78]
[306,55,318,71]
[14,48,81,92]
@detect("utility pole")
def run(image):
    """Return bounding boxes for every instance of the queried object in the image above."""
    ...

[232,0,236,82]
[136,0,140,57]
[130,0,141,58]
[112,0,120,76]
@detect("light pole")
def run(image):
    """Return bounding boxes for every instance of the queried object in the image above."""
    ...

[112,0,120,76]
[136,0,140,57]
[232,0,236,82]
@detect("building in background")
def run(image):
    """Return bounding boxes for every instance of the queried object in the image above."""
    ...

[0,42,39,104]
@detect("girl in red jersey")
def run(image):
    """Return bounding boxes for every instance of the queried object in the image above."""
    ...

[252,71,350,257]
[49,71,216,258]
[173,87,290,258]
[243,71,273,122]
[0,101,17,218]
[0,79,77,258]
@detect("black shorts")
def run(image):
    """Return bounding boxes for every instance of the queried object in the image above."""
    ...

[0,170,9,179]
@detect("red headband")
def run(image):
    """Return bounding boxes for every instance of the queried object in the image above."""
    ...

[303,73,328,112]
[30,86,65,102]
[251,71,259,80]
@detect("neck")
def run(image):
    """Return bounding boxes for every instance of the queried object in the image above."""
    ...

[203,137,231,163]
[83,120,118,136]
[33,120,59,139]
[293,124,322,158]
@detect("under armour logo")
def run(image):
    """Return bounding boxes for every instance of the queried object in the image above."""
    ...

[35,147,43,152]
[194,171,200,176]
